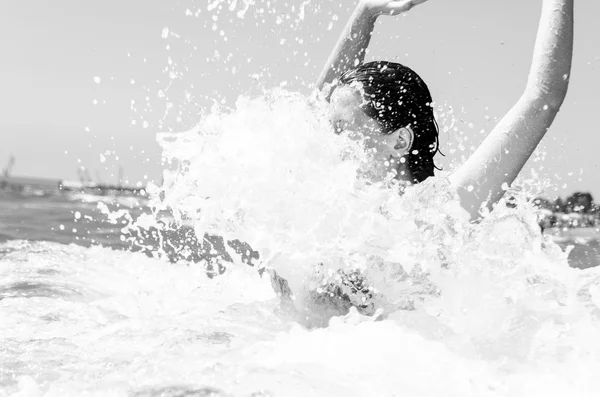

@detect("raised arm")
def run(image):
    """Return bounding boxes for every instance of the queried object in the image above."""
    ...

[316,0,429,91]
[450,0,574,220]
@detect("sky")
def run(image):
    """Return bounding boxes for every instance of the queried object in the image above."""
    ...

[0,0,598,199]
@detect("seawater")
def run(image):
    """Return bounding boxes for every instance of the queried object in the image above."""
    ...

[2,91,600,397]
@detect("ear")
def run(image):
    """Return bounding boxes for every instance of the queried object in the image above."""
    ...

[391,126,414,156]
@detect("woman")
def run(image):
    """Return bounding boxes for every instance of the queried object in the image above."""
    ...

[319,0,573,220]
[270,0,574,321]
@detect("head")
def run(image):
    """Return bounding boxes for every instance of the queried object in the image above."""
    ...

[329,61,441,184]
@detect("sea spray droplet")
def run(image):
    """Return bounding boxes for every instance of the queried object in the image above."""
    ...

[298,0,311,21]
[236,0,254,18]
[93,76,101,84]
[207,0,223,11]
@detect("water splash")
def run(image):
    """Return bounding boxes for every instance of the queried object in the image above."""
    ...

[4,88,600,395]
[138,88,600,337]
[2,238,600,396]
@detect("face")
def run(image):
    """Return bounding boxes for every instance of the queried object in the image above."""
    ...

[329,85,410,179]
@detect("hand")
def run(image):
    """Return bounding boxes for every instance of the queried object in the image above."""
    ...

[360,0,430,17]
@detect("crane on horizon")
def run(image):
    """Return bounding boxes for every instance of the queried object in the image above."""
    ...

[2,156,15,178]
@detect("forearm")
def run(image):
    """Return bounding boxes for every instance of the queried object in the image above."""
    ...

[316,3,377,91]
[525,0,573,108]
[451,93,561,219]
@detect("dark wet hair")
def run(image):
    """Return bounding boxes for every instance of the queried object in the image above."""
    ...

[338,61,442,183]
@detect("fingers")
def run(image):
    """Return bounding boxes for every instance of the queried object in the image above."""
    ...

[384,0,429,15]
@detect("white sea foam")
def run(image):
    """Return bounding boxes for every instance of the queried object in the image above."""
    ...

[1,237,600,396]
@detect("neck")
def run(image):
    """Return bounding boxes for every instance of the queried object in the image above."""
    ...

[394,159,414,184]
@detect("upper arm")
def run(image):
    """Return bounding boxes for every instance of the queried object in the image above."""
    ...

[449,88,566,219]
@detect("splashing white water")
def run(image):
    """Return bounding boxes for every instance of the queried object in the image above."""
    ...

[3,90,600,396]
[144,88,600,340]
[145,90,468,316]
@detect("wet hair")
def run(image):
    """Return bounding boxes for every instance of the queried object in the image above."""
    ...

[338,61,442,183]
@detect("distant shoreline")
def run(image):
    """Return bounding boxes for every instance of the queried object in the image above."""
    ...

[545,227,600,244]
[0,175,59,189]
[1,175,146,197]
